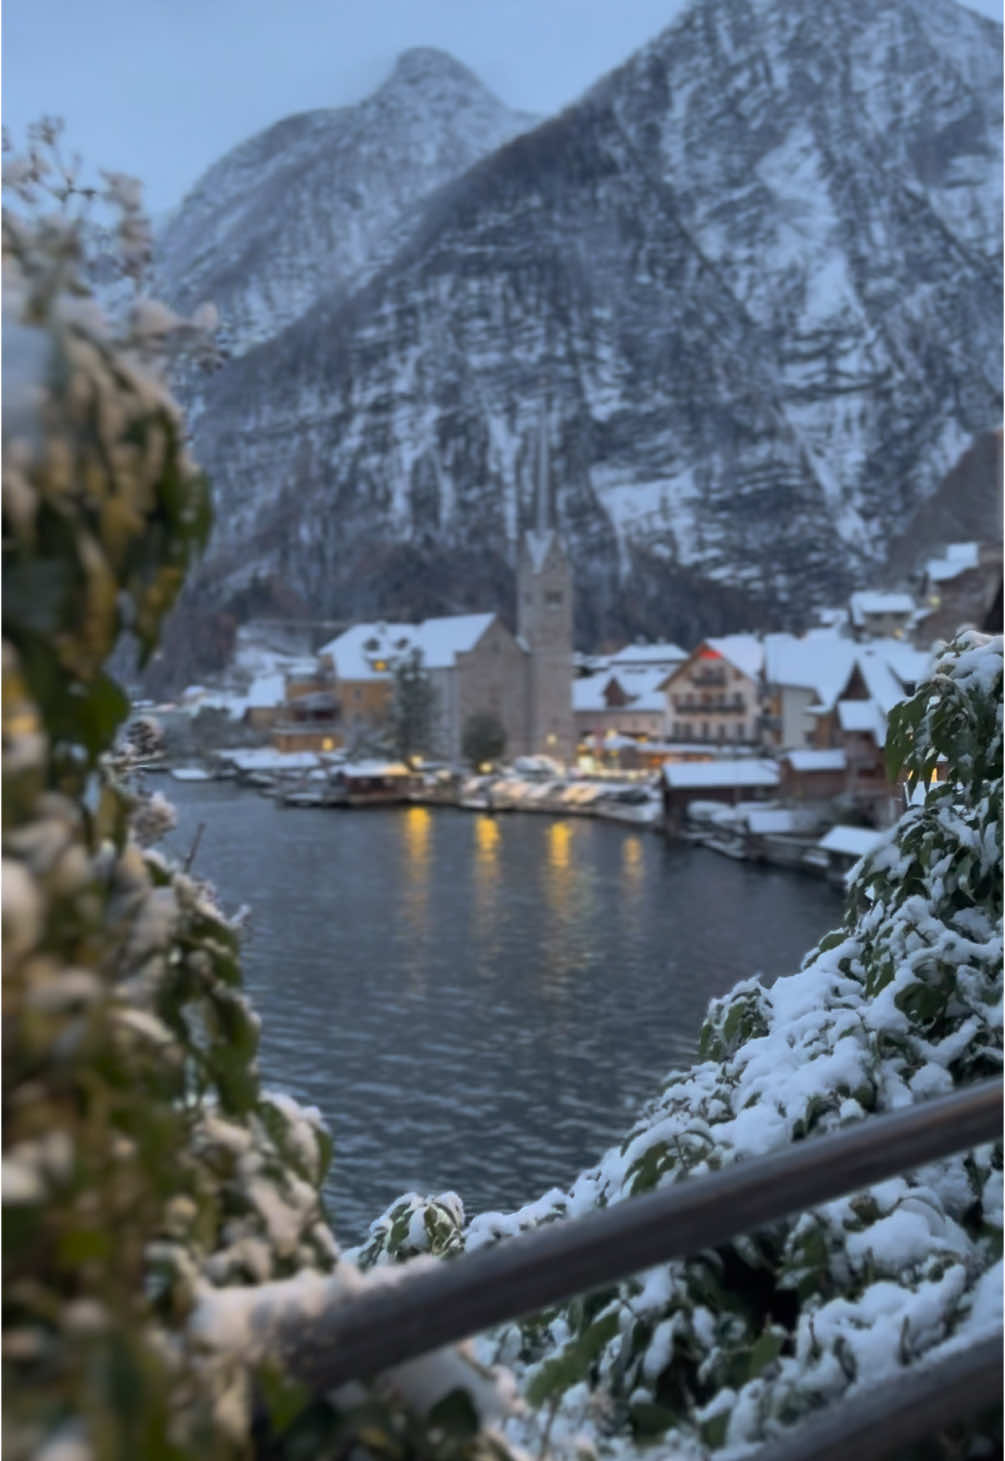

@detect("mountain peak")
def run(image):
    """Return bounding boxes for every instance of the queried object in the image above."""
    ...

[383,47,486,95]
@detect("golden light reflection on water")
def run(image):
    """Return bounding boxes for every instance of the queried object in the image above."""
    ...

[402,806,431,948]
[621,834,644,901]
[473,815,501,934]
[541,821,580,995]
[547,820,572,871]
[475,813,500,862]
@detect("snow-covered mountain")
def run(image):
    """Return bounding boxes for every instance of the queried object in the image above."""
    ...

[155,48,538,356]
[156,0,1002,676]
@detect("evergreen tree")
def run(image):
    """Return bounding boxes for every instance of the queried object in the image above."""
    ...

[390,648,437,763]
[461,711,507,769]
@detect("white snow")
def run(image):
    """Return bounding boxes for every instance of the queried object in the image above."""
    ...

[320,614,496,678]
[662,759,779,789]
[703,635,765,680]
[816,825,885,858]
[783,748,846,772]
[849,591,915,626]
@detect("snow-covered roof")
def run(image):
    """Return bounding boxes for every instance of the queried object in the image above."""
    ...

[320,614,496,679]
[245,672,286,708]
[662,759,779,789]
[783,748,847,772]
[338,759,413,778]
[573,673,614,712]
[817,825,884,857]
[744,808,806,835]
[836,698,887,745]
[703,634,764,680]
[414,613,496,669]
[925,542,980,583]
[220,748,321,771]
[849,590,915,626]
[870,640,931,690]
[318,622,413,680]
[573,668,667,714]
[609,641,687,669]
[614,666,669,710]
[855,650,906,715]
[763,632,855,707]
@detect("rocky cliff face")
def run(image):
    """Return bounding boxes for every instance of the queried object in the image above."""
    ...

[155,0,1002,677]
[155,48,538,357]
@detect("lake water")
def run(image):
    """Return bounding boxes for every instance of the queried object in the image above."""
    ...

[163,782,842,1242]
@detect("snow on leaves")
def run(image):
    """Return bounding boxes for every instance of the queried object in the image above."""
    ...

[392,633,1004,1456]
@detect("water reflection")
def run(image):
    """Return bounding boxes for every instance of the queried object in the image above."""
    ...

[547,820,571,871]
[542,820,596,996]
[475,813,500,864]
[473,815,501,946]
[163,785,844,1240]
[402,806,431,968]
[621,834,644,893]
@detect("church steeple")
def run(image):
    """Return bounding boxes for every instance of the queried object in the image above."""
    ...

[536,395,549,537]
[517,399,575,764]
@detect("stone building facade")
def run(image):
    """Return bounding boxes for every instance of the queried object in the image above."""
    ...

[319,410,575,765]
[517,527,575,763]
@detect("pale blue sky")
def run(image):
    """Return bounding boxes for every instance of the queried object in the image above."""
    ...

[4,0,1002,214]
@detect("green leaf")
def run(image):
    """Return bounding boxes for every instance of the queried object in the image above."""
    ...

[747,1327,783,1380]
[427,1387,480,1438]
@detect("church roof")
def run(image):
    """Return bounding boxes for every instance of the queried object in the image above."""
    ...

[320,613,496,679]
[524,529,556,574]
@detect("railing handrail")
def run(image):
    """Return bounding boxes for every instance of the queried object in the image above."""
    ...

[272,1078,1002,1391]
[743,1331,1002,1461]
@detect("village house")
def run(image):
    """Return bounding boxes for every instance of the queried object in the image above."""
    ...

[778,747,848,802]
[661,635,763,746]
[271,669,341,753]
[607,641,687,675]
[848,590,916,641]
[319,613,528,762]
[573,667,668,746]
[913,541,1003,646]
[807,645,928,825]
[761,632,856,751]
[318,412,576,764]
[660,758,780,835]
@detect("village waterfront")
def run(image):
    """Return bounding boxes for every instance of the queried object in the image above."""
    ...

[164,777,841,1240]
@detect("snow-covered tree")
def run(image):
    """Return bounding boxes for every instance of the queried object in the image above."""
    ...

[364,631,1003,1457]
[2,129,510,1461]
[391,647,437,763]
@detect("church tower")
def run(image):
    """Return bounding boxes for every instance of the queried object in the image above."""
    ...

[517,404,575,765]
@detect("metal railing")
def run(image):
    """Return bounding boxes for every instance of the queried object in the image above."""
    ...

[275,1081,1001,1386]
[270,1081,1003,1457]
[246,1081,999,1455]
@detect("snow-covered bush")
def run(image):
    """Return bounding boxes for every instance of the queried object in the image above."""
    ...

[2,131,520,1461]
[353,1189,468,1268]
[397,632,1003,1456]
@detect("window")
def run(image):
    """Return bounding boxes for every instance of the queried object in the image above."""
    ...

[702,721,710,740]
[718,723,726,739]
[682,722,692,739]
[672,720,680,738]
[546,590,563,607]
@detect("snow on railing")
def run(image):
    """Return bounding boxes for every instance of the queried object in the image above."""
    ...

[257,1083,1001,1424]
